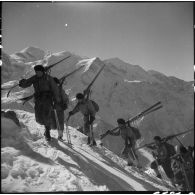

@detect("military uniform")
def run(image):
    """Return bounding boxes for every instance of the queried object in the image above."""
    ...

[19,74,60,139]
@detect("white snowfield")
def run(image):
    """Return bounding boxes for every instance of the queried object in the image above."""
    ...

[1,110,175,192]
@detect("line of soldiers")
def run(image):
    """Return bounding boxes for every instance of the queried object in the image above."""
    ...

[18,64,194,190]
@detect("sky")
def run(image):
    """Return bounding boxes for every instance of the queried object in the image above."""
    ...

[2,2,193,81]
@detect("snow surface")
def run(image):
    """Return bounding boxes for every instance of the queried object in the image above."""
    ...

[1,111,176,192]
[1,46,193,192]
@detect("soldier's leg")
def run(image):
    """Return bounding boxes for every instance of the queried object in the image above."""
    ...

[42,98,53,139]
[57,109,64,139]
[162,159,176,186]
[83,116,90,144]
[151,160,162,178]
[131,146,142,168]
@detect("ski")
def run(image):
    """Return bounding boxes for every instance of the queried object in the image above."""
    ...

[100,101,163,140]
[135,128,193,151]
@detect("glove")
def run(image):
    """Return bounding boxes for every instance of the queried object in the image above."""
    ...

[19,79,26,87]
[89,115,95,125]
[69,111,73,116]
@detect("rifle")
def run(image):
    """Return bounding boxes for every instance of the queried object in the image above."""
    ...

[100,101,162,140]
[135,128,194,151]
[3,55,71,97]
[18,64,83,105]
[67,63,106,121]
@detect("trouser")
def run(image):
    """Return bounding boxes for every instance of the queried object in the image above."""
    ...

[151,158,174,179]
[83,115,91,136]
[51,108,65,137]
[51,109,65,130]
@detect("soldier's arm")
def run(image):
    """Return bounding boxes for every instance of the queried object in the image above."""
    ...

[109,129,120,136]
[19,75,36,88]
[70,103,80,115]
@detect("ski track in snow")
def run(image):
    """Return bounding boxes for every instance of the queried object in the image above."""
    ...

[1,109,176,192]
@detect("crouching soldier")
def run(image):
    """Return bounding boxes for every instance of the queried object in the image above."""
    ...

[19,65,61,141]
[68,93,97,145]
[107,118,141,168]
[147,136,176,186]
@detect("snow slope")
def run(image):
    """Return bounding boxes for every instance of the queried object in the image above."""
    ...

[1,110,176,192]
[1,47,193,192]
[1,46,194,162]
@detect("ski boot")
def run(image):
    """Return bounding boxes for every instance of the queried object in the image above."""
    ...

[127,162,134,166]
[58,136,63,141]
[44,128,51,141]
[156,174,162,179]
[92,139,97,146]
[87,137,91,145]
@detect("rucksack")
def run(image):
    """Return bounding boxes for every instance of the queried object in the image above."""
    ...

[131,126,142,140]
[164,142,176,158]
[90,100,99,112]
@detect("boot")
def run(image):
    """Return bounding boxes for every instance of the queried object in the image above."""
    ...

[87,137,91,145]
[127,162,134,166]
[92,139,97,146]
[156,174,162,179]
[58,130,63,140]
[44,126,51,141]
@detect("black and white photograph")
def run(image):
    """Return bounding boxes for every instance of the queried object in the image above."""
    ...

[1,1,194,193]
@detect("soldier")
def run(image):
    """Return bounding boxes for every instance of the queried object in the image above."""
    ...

[148,136,176,186]
[69,93,97,145]
[19,65,60,141]
[51,77,69,140]
[107,118,141,168]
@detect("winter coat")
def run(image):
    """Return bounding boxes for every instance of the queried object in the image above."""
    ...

[156,143,168,161]
[19,74,60,102]
[19,74,60,127]
[71,99,96,117]
[109,126,136,146]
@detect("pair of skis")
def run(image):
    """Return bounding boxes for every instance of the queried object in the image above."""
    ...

[100,101,163,140]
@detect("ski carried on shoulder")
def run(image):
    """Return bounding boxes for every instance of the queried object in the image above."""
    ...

[100,101,163,140]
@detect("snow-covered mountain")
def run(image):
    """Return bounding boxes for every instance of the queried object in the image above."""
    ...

[1,47,194,192]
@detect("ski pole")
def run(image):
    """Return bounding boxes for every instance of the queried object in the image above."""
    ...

[65,118,71,144]
[52,102,61,137]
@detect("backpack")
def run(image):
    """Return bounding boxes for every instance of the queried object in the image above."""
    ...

[90,100,99,112]
[131,126,142,140]
[164,142,176,158]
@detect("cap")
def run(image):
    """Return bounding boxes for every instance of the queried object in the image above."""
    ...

[34,65,45,72]
[117,118,126,125]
